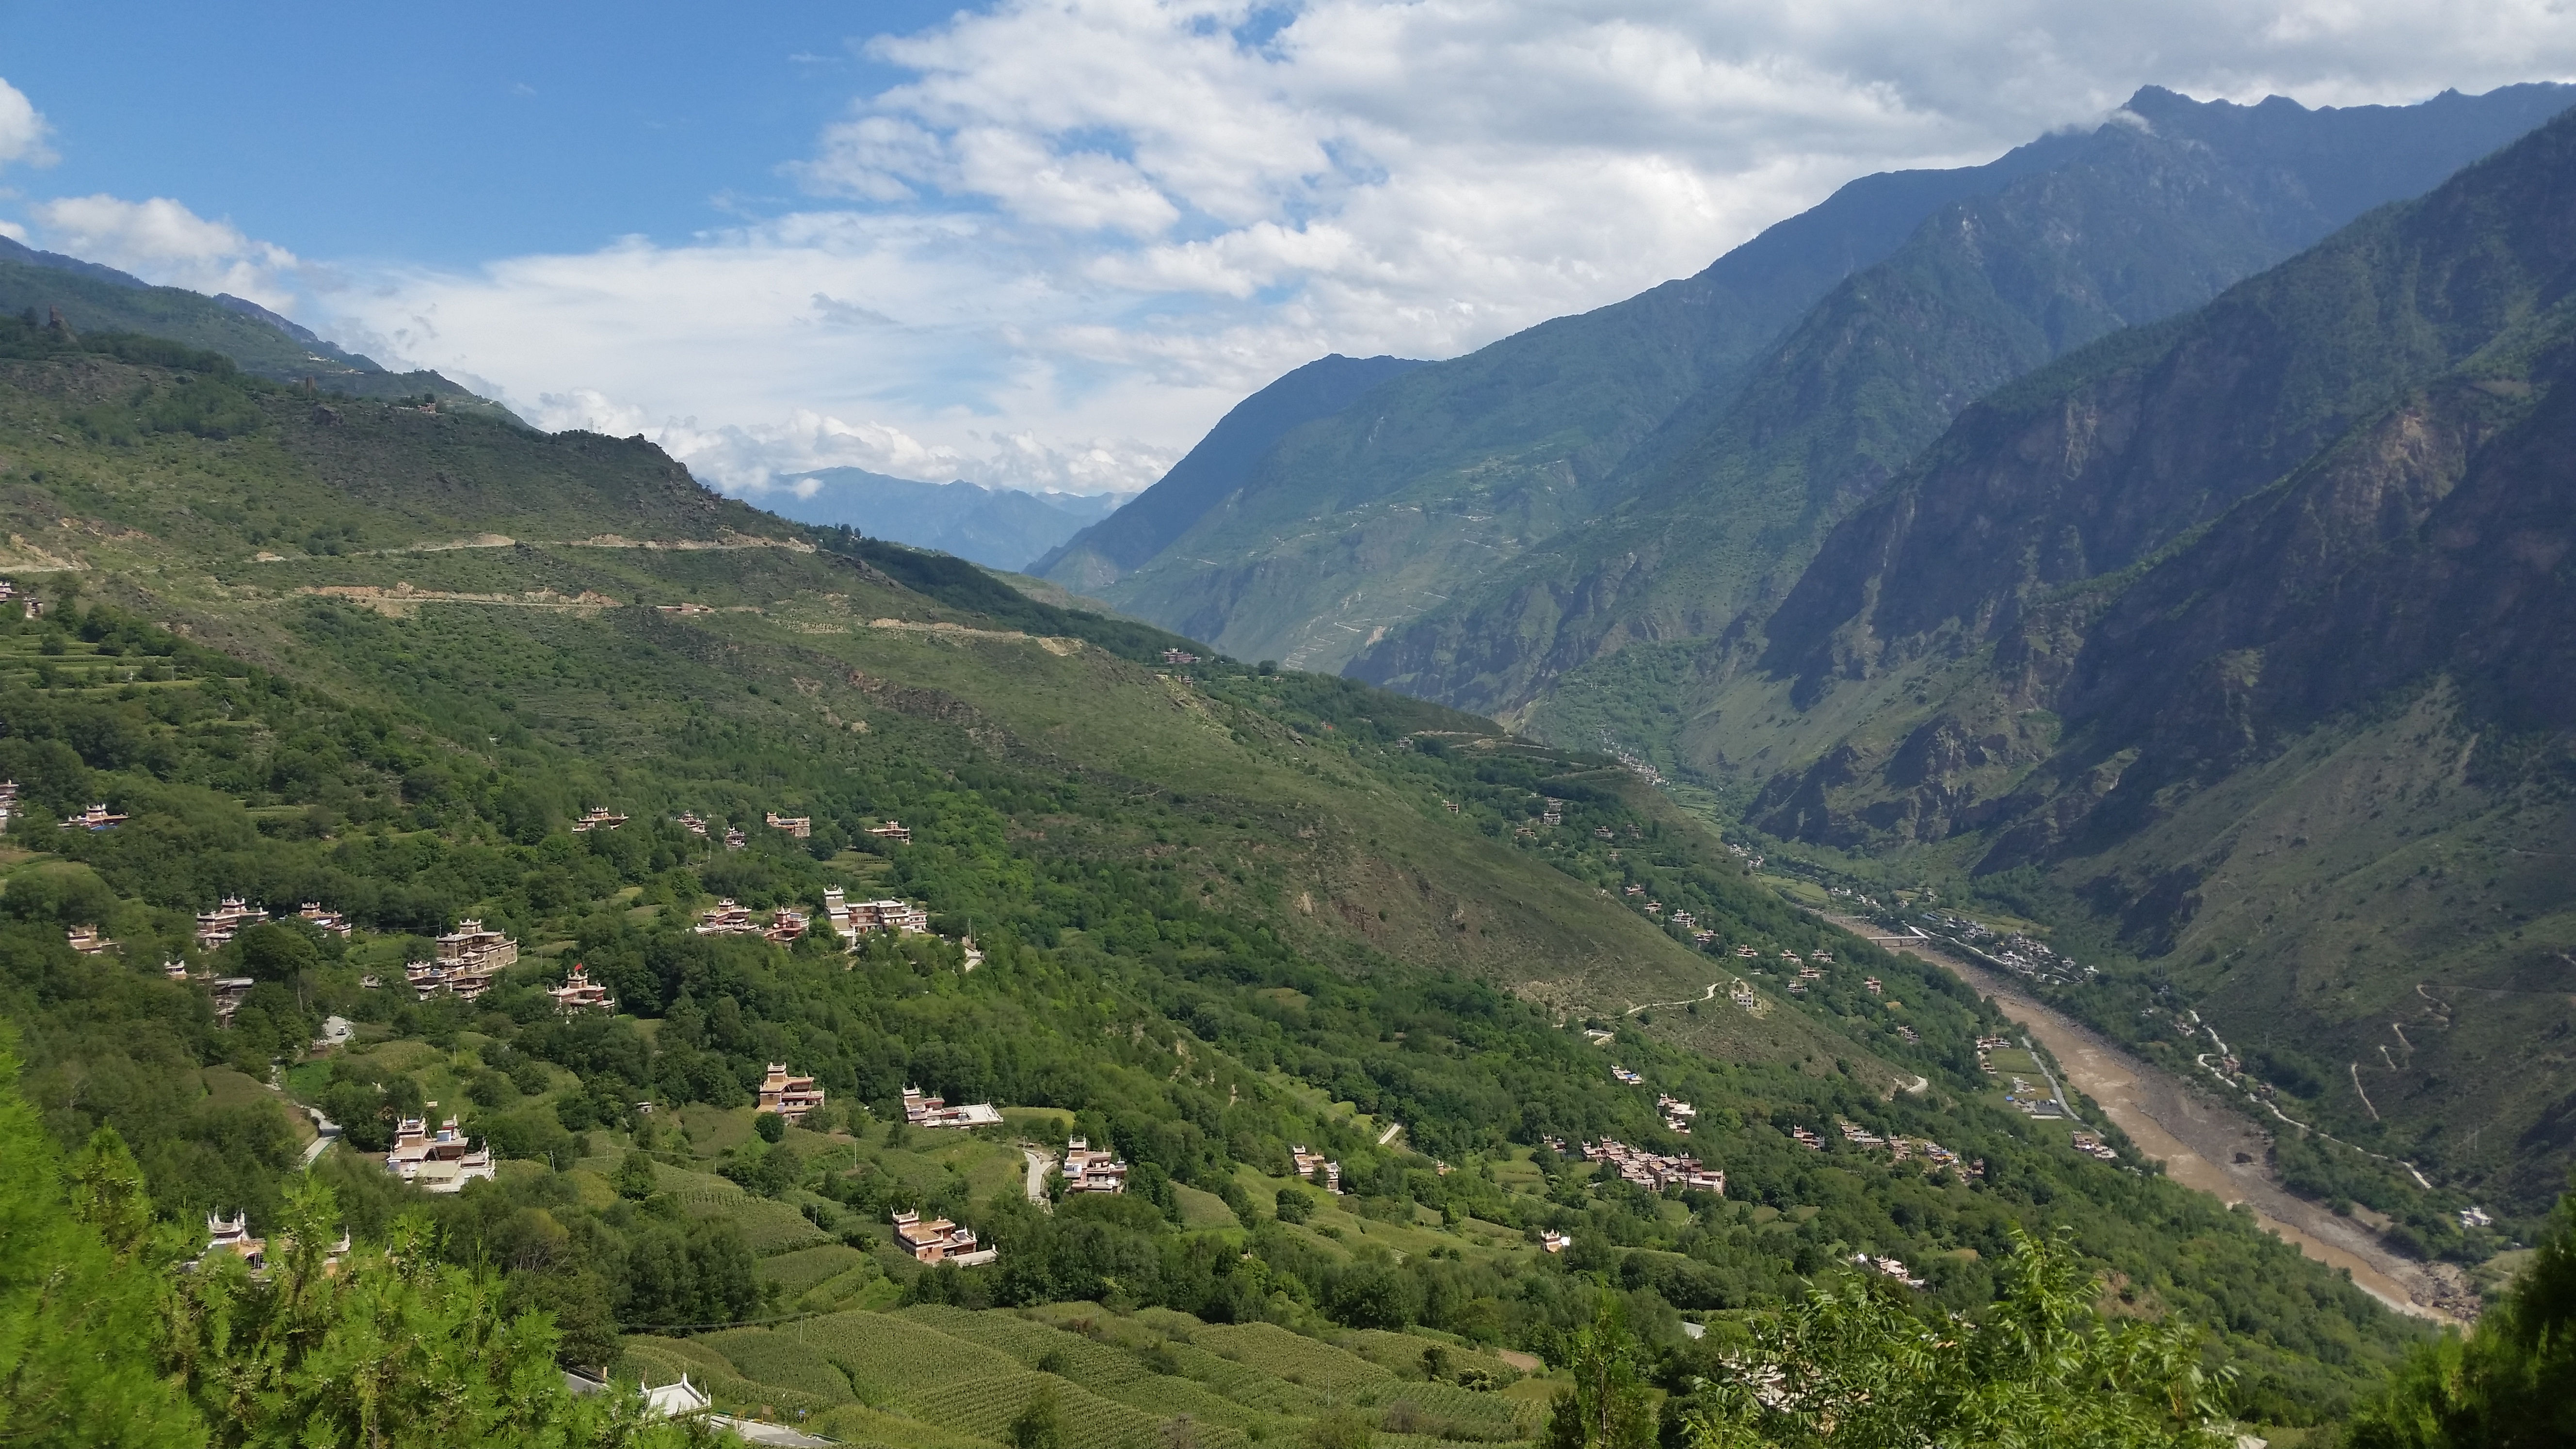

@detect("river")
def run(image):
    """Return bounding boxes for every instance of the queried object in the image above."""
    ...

[1825,915,2472,1324]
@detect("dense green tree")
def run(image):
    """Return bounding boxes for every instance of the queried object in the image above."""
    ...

[1682,1226,2231,1449]
[2346,1184,2576,1449]
[1544,1302,1655,1449]
[161,1175,687,1448]
[1009,1384,1066,1449]
[0,1036,202,1447]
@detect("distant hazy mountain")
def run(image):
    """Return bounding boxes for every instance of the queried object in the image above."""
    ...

[1033,353,1427,592]
[759,468,1130,571]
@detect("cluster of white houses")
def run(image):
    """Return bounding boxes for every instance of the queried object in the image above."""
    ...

[693,899,809,945]
[189,898,355,951]
[386,1113,497,1192]
[902,1085,1002,1129]
[692,889,929,948]
[1851,1252,1927,1288]
[405,919,519,1001]
[1658,1095,1696,1134]
[1837,1119,1983,1177]
[1580,1137,1725,1195]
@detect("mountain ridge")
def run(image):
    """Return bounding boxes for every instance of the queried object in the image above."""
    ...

[1349,82,2576,721]
[1034,352,1426,591]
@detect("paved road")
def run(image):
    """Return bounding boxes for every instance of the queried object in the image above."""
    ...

[1023,1147,1054,1206]
[1828,915,2468,1323]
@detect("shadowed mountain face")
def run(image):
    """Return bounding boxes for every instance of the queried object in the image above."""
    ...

[1034,353,1426,592]
[1688,104,2576,1209]
[757,468,1126,572]
[1347,83,2576,721]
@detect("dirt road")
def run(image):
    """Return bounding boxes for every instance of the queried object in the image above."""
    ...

[1831,917,2468,1323]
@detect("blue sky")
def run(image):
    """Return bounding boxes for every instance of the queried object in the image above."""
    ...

[0,2,955,263]
[0,2,2570,498]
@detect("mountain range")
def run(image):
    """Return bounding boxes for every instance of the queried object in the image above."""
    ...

[1047,83,2573,701]
[755,467,1129,572]
[0,298,2449,1433]
[1036,82,2576,1217]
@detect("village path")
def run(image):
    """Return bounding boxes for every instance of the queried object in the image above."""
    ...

[1821,914,2468,1324]
[1023,1147,1054,1207]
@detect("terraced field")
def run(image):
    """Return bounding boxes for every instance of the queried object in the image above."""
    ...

[620,1304,1542,1447]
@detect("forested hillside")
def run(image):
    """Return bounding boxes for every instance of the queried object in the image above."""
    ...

[0,313,2449,1442]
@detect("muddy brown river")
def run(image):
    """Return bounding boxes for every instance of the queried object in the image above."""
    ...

[1826,916,2468,1324]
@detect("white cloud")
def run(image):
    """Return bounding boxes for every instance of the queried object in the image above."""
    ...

[0,78,54,171]
[307,0,2576,497]
[31,194,304,309]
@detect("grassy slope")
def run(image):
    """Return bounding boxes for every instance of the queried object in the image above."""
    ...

[0,354,1835,1060]
[0,259,511,414]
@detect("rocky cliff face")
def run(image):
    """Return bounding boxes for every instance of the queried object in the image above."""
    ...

[1750,105,2576,845]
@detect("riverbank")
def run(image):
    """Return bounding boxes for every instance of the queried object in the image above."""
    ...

[1825,915,2474,1324]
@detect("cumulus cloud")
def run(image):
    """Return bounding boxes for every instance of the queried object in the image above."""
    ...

[314,0,2576,496]
[31,194,304,309]
[0,79,53,171]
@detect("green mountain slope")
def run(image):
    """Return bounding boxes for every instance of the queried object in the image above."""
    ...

[0,317,2443,1428]
[1082,122,2112,666]
[1035,354,1425,592]
[1672,102,2576,1214]
[0,238,515,418]
[1352,84,2576,722]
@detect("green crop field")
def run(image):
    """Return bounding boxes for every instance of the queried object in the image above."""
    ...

[633,1304,1535,1447]
[800,1311,1026,1396]
[1191,1323,1392,1395]
[759,1244,871,1295]
[722,1196,835,1255]
[699,1328,859,1405]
